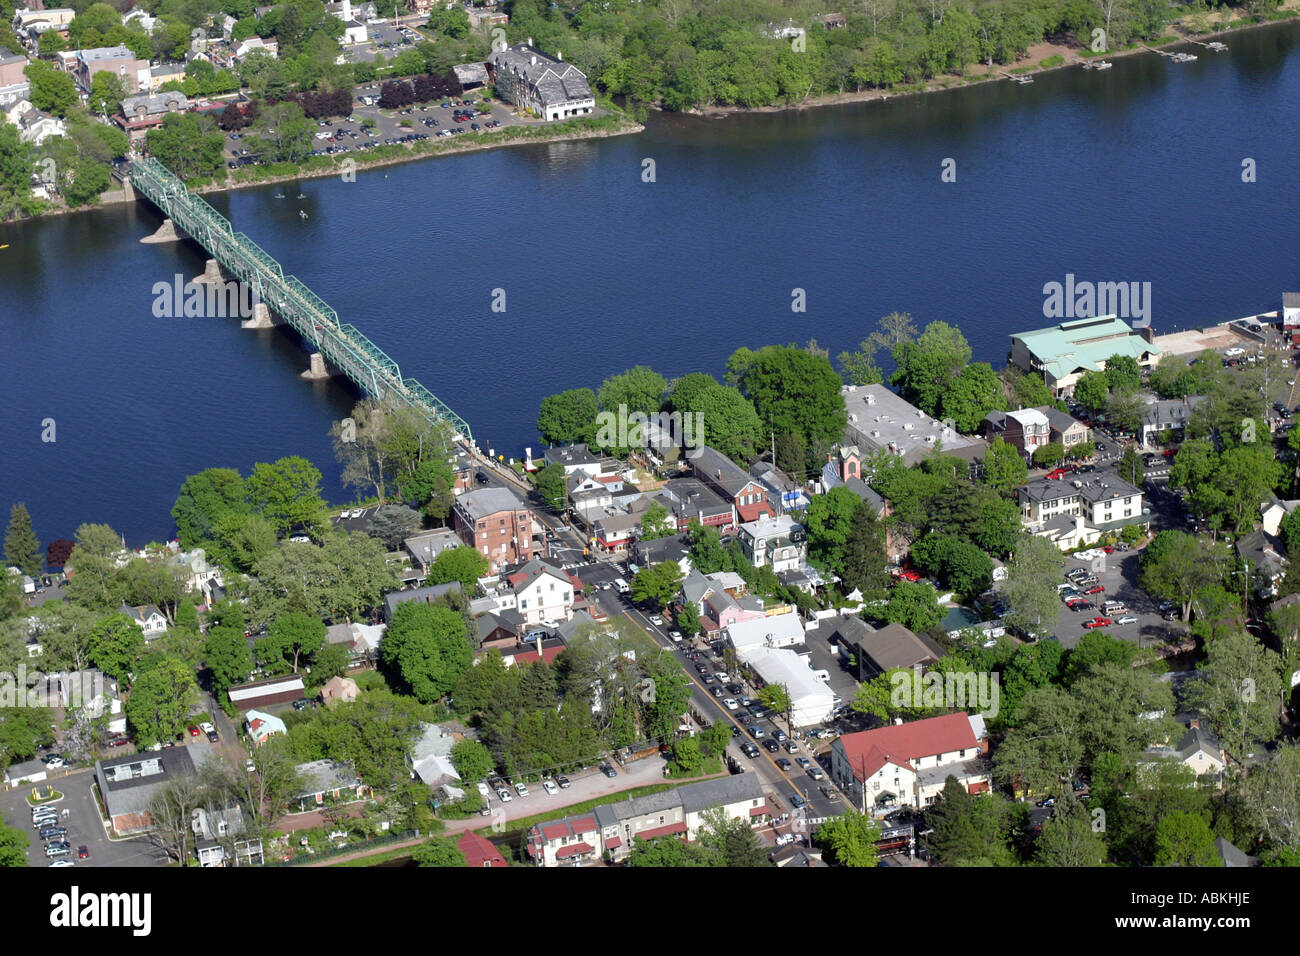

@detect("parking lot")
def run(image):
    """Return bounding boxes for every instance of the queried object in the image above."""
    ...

[0,772,166,868]
[1052,547,1186,650]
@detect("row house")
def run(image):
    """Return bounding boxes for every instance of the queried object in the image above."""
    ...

[690,445,774,523]
[1038,406,1092,450]
[526,774,768,866]
[655,478,734,532]
[981,407,1051,459]
[737,514,807,573]
[831,712,990,817]
[1139,396,1204,448]
[506,558,581,626]
[452,486,540,573]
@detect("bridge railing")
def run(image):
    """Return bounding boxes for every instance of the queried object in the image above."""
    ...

[128,158,472,443]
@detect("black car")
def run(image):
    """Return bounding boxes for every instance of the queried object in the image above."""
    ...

[555,774,571,789]
[600,763,618,778]
[39,826,67,840]
[775,758,792,771]
[711,686,723,698]
[726,683,743,695]
[740,743,760,758]
[731,725,741,737]
[206,730,219,743]
[763,739,779,753]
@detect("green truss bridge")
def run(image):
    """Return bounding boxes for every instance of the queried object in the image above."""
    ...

[130,157,473,443]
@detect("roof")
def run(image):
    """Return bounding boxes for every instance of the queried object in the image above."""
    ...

[841,384,983,462]
[78,46,138,64]
[691,445,755,498]
[725,612,805,651]
[1237,529,1287,578]
[855,622,938,671]
[458,830,507,867]
[835,713,982,781]
[543,443,599,468]
[1214,836,1258,867]
[410,723,456,762]
[96,742,215,819]
[488,44,592,105]
[1283,293,1300,309]
[228,674,304,702]
[404,528,462,567]
[1011,316,1160,382]
[0,47,26,67]
[656,478,732,523]
[1018,469,1141,506]
[245,709,286,738]
[1173,725,1223,763]
[1006,408,1049,430]
[506,558,580,593]
[294,759,360,795]
[383,581,463,621]
[121,92,188,116]
[1038,405,1086,434]
[634,533,691,566]
[739,646,834,706]
[1141,396,1204,429]
[455,486,526,522]
[453,62,490,86]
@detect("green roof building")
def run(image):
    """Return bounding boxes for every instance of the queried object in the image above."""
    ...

[1009,316,1161,396]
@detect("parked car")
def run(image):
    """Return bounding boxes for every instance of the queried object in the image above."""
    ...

[807,766,825,780]
[796,756,812,769]
[783,741,799,754]
[601,763,618,778]
[38,826,67,840]
[1115,616,1138,625]
[541,778,558,795]
[44,843,71,858]
[556,774,571,789]
[1036,797,1056,808]
[763,739,779,753]
[41,755,65,769]
[495,787,512,802]
[723,698,739,710]
[775,758,793,771]
[1083,617,1113,629]
[513,781,529,797]
[1084,585,1105,595]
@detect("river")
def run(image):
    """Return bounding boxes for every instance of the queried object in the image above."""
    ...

[3,23,1299,546]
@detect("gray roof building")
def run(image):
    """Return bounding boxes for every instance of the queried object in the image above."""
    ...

[383,581,463,622]
[96,741,215,827]
[455,486,527,522]
[841,384,986,466]
[403,528,462,569]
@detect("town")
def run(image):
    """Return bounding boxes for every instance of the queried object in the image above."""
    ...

[3,300,1300,870]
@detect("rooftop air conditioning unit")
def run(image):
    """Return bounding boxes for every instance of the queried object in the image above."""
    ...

[865,394,876,406]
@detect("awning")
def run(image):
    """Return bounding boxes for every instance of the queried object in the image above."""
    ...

[604,836,622,849]
[749,805,771,817]
[637,821,688,840]
[555,842,593,859]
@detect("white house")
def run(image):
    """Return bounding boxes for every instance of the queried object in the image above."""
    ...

[120,603,168,638]
[737,645,834,727]
[506,559,579,626]
[724,611,805,654]
[737,514,807,574]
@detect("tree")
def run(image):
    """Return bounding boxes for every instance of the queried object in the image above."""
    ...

[533,462,568,514]
[367,504,421,550]
[871,580,943,633]
[665,374,763,461]
[597,365,667,417]
[0,821,28,866]
[246,456,328,536]
[411,836,466,866]
[258,610,326,674]
[940,362,1006,433]
[803,486,861,576]
[630,561,684,610]
[1140,532,1228,621]
[699,721,732,759]
[1241,744,1300,855]
[627,834,713,866]
[1035,795,1107,866]
[841,501,891,599]
[126,654,200,746]
[24,60,77,116]
[696,807,769,866]
[32,600,97,672]
[732,345,847,446]
[171,468,250,550]
[63,523,128,610]
[685,520,730,575]
[87,70,125,115]
[815,809,882,866]
[537,388,598,445]
[381,602,472,703]
[982,437,1028,493]
[246,533,398,628]
[890,321,972,416]
[245,100,315,162]
[427,546,489,591]
[1073,370,1109,413]
[1104,354,1143,393]
[87,613,145,686]
[1001,534,1064,641]
[145,112,226,181]
[639,501,675,541]
[759,684,791,715]
[450,739,495,783]
[46,538,74,570]
[670,735,704,775]
[202,623,253,698]
[1063,630,1136,686]
[927,776,1016,866]
[1153,811,1221,867]
[3,503,41,577]
[1032,442,1065,469]
[1183,630,1284,761]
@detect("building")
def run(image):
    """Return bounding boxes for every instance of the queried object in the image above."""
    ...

[459,830,508,867]
[48,669,125,734]
[1139,396,1204,448]
[245,709,287,745]
[192,806,261,867]
[749,460,808,512]
[1260,497,1300,537]
[841,384,987,467]
[738,645,834,727]
[12,8,76,35]
[525,774,768,866]
[119,603,168,639]
[506,558,581,626]
[95,741,215,835]
[655,478,735,532]
[227,674,305,713]
[981,407,1051,458]
[1141,720,1226,786]
[824,616,939,679]
[117,90,189,140]
[542,442,603,475]
[72,45,150,95]
[292,760,370,811]
[320,675,359,707]
[830,712,989,816]
[1009,316,1161,397]
[724,611,804,653]
[1284,292,1300,329]
[737,514,807,573]
[409,723,459,787]
[1017,469,1146,547]
[383,581,462,623]
[1038,406,1092,449]
[631,534,692,574]
[4,758,47,786]
[453,62,490,90]
[231,37,277,61]
[452,486,539,573]
[1237,529,1288,598]
[0,47,28,87]
[486,42,594,121]
[690,445,775,523]
[146,62,185,92]
[323,620,386,661]
[402,528,463,576]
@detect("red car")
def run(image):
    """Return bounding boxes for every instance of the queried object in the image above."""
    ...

[1102,546,1115,554]
[77,845,89,859]
[187,725,201,738]
[1162,449,1175,457]
[1046,469,1067,480]
[1083,617,1113,628]
[897,570,923,582]
[1085,585,1105,595]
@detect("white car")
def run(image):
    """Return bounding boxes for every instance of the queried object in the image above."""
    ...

[199,721,215,735]
[496,787,513,803]
[513,781,529,797]
[43,756,65,769]
[288,534,311,544]
[541,778,558,795]
[49,860,75,867]
[669,630,683,643]
[723,698,739,711]
[649,615,664,627]
[1115,616,1138,625]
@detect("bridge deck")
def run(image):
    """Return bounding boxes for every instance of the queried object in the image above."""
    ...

[130,157,472,442]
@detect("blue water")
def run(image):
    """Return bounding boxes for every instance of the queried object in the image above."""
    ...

[3,23,1299,547]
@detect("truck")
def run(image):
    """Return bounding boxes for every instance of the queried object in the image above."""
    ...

[613,577,630,594]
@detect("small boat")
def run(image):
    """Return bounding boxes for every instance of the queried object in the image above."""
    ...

[1206,41,1227,52]
[296,192,307,199]
[273,192,285,199]
[0,244,8,250]
[299,210,309,220]
[1093,60,1111,70]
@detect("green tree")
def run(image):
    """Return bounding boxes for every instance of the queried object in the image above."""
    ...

[630,561,684,610]
[871,580,943,633]
[732,345,847,446]
[63,523,128,610]
[411,836,466,866]
[665,373,763,462]
[627,834,713,866]
[1073,370,1109,413]
[1035,795,1107,866]
[381,602,473,703]
[890,321,972,416]
[203,623,253,698]
[982,437,1028,493]
[670,735,703,775]
[1104,354,1143,393]
[0,821,28,866]
[246,532,398,628]
[597,365,667,418]
[533,462,568,514]
[1062,630,1137,686]
[696,807,769,866]
[87,70,125,115]
[4,503,41,577]
[24,60,77,116]
[639,501,676,541]
[940,362,1006,433]
[803,485,861,576]
[927,776,1016,866]
[87,613,145,686]
[126,654,200,746]
[1139,531,1228,621]
[815,809,882,866]
[1032,442,1065,469]
[450,739,495,783]
[246,456,328,536]
[685,520,730,575]
[257,610,326,674]
[367,504,421,550]
[171,467,250,550]
[144,112,226,181]
[1184,630,1284,761]
[841,500,891,599]
[427,546,489,591]
[1001,534,1064,641]
[1153,811,1221,867]
[537,388,598,445]
[245,100,315,162]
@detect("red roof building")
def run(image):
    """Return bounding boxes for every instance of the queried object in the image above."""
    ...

[458,830,508,868]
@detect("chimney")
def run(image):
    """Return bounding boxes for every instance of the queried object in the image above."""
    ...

[527,36,533,46]
[1188,716,1200,730]
[530,55,537,66]
[557,49,562,61]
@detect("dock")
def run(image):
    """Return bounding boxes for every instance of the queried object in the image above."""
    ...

[999,71,1034,85]
[1144,45,1197,62]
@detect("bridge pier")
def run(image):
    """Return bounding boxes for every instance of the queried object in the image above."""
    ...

[301,352,332,381]
[140,218,182,243]
[193,258,223,285]
[240,302,279,329]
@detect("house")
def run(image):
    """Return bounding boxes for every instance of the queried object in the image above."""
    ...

[820,12,847,28]
[526,774,767,866]
[1139,396,1204,448]
[690,445,774,523]
[0,46,27,87]
[382,581,463,623]
[702,588,765,633]
[825,617,939,679]
[486,42,594,121]
[981,407,1051,459]
[737,514,807,573]
[459,830,508,867]
[1260,497,1300,537]
[507,558,581,626]
[770,844,826,866]
[737,645,835,726]
[1017,469,1146,544]
[231,37,278,61]
[117,90,190,140]
[724,611,804,653]
[1237,529,1288,598]
[403,528,463,576]
[590,508,640,554]
[542,442,603,475]
[4,758,47,787]
[749,460,808,512]
[4,100,65,145]
[292,760,370,811]
[320,675,359,707]
[501,637,566,668]
[474,609,525,648]
[940,607,1005,643]
[1038,405,1092,449]
[821,446,885,512]
[1009,316,1161,397]
[452,486,540,573]
[409,722,461,787]
[50,669,125,734]
[146,62,185,91]
[11,8,75,36]
[192,806,261,867]
[1141,719,1226,786]
[245,709,287,745]
[631,534,692,575]
[831,712,990,816]
[119,603,168,639]
[227,674,305,713]
[841,384,987,467]
[655,478,735,532]
[72,46,150,95]
[323,621,386,660]
[1283,292,1300,330]
[95,741,216,835]
[679,568,748,621]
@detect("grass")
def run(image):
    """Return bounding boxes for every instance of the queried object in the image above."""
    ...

[1038,54,1065,69]
[477,781,688,837]
[1009,65,1036,74]
[26,790,63,806]
[328,843,419,867]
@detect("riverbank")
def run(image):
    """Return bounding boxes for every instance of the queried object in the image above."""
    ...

[686,8,1300,118]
